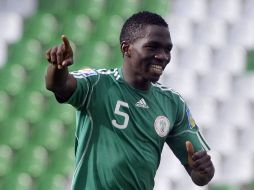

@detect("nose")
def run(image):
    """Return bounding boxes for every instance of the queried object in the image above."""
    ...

[154,51,170,63]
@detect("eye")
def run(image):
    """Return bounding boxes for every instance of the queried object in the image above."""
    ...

[167,45,173,52]
[165,47,172,54]
[147,45,157,50]
[146,44,159,52]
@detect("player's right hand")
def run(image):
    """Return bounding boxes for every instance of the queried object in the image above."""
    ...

[45,35,73,69]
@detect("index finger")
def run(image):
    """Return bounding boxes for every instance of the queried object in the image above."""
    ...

[61,35,71,48]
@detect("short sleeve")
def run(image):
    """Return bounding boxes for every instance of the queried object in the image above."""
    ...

[66,68,99,110]
[166,97,210,165]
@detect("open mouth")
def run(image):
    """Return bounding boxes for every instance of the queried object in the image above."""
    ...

[150,64,163,74]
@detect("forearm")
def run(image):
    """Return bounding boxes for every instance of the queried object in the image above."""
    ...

[45,64,77,102]
[45,64,69,93]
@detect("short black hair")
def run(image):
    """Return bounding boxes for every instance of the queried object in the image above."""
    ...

[120,11,168,44]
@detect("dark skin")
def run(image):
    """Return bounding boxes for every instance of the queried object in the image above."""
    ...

[45,25,214,186]
[121,25,172,90]
[185,141,215,186]
[45,35,76,102]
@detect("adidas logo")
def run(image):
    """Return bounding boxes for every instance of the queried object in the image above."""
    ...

[135,98,149,108]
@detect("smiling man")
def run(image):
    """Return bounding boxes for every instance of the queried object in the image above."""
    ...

[45,11,214,190]
[121,23,172,88]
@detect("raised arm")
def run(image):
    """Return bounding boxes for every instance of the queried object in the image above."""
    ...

[45,35,77,102]
[184,141,215,186]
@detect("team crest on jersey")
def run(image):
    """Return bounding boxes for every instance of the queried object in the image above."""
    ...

[186,107,197,129]
[154,116,170,137]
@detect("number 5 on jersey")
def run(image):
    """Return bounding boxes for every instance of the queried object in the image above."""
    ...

[112,100,129,129]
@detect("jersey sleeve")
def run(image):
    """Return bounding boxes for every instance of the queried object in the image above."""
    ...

[66,68,99,110]
[166,95,210,165]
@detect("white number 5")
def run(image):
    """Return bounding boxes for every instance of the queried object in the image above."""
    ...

[112,100,129,129]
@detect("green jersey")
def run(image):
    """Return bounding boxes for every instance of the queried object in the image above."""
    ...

[65,68,210,190]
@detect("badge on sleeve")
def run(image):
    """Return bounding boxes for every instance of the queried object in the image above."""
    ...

[186,107,197,129]
[71,68,97,78]
[78,68,97,76]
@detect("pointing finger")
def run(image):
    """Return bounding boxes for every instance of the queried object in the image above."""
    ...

[61,34,71,49]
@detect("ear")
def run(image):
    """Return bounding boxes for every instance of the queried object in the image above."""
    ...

[121,41,131,57]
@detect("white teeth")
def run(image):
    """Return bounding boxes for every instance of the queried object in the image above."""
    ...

[150,64,163,74]
[151,65,162,69]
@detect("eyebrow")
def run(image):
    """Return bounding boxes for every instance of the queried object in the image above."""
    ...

[146,41,173,49]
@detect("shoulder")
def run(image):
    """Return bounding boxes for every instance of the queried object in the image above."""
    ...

[96,68,120,78]
[70,68,120,80]
[95,68,122,83]
[152,82,185,103]
[70,68,98,79]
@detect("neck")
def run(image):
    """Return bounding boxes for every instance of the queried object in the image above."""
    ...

[122,63,150,91]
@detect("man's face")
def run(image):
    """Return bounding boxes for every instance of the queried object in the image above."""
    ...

[128,25,172,83]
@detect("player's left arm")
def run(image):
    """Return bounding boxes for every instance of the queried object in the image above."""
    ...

[184,141,215,186]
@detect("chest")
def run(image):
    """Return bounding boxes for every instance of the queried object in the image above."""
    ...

[92,83,177,142]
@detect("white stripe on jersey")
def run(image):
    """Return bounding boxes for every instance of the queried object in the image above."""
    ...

[72,72,101,183]
[197,131,210,151]
[168,130,209,151]
[152,83,185,102]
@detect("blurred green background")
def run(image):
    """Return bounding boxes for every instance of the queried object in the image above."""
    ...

[0,0,170,189]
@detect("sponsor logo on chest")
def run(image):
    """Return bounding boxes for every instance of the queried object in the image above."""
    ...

[135,98,149,109]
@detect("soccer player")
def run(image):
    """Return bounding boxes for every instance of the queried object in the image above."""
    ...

[45,11,215,190]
